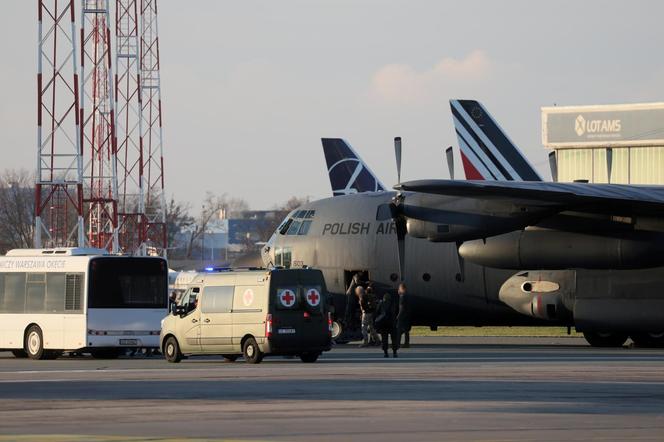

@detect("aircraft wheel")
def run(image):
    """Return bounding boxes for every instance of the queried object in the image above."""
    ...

[164,337,182,363]
[243,337,264,364]
[331,320,343,341]
[630,332,664,348]
[583,331,628,348]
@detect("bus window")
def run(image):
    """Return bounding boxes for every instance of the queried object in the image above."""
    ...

[26,273,46,312]
[3,274,26,313]
[88,258,167,309]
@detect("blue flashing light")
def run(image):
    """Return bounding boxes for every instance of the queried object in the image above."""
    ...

[205,267,215,272]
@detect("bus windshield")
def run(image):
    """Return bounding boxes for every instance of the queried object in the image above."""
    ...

[88,258,167,309]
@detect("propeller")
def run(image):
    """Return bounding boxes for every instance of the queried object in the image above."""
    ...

[391,137,407,281]
[445,146,454,180]
[606,148,613,184]
[394,137,402,185]
[548,151,558,182]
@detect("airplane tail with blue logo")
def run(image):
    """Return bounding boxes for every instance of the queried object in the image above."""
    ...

[450,99,542,181]
[321,138,386,196]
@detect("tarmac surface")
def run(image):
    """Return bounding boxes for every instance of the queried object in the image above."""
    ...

[1,336,664,441]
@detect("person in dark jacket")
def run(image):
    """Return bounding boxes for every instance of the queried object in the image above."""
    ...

[344,273,364,328]
[397,283,412,348]
[375,292,399,358]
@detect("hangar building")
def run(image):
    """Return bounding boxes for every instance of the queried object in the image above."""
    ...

[542,102,664,184]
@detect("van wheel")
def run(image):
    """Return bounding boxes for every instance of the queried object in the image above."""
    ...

[25,325,46,360]
[164,337,182,363]
[11,349,28,358]
[243,337,264,364]
[300,352,320,363]
[222,354,238,362]
[583,331,628,348]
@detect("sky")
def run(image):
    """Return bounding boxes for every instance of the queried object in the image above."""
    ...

[2,1,664,210]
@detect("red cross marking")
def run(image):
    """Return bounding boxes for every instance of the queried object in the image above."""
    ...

[243,289,254,306]
[307,289,320,305]
[281,290,295,306]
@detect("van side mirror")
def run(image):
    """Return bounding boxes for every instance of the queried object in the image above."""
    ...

[173,305,186,316]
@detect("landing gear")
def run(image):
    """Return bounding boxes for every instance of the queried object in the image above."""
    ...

[331,320,343,341]
[630,332,664,348]
[582,331,628,348]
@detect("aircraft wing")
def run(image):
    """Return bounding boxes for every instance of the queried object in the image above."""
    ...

[397,179,664,217]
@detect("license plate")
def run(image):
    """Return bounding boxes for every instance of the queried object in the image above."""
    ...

[278,328,296,335]
[119,339,138,345]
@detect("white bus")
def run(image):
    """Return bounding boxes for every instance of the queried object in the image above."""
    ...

[0,248,168,359]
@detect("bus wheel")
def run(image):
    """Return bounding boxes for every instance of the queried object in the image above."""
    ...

[583,331,628,348]
[164,337,182,363]
[222,354,238,362]
[11,349,28,358]
[90,349,122,359]
[243,337,264,364]
[300,352,320,363]
[25,325,45,360]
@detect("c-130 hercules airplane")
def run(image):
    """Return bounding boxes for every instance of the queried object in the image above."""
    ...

[262,100,664,348]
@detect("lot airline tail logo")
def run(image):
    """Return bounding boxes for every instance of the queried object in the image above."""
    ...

[574,114,621,138]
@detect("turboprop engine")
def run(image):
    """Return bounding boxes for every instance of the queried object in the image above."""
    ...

[459,230,664,270]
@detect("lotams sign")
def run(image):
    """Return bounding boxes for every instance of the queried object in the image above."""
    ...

[542,102,664,148]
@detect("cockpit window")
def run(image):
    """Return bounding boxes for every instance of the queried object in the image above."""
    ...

[298,220,312,235]
[286,220,301,235]
[279,218,293,235]
[277,210,316,236]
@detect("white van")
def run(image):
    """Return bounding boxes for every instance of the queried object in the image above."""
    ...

[160,268,332,363]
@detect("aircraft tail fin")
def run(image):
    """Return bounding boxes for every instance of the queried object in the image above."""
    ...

[321,138,386,196]
[450,99,542,181]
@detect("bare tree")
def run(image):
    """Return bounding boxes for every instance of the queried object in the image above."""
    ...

[184,192,249,258]
[165,196,192,251]
[0,170,35,253]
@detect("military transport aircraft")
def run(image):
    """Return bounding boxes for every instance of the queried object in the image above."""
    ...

[262,101,664,348]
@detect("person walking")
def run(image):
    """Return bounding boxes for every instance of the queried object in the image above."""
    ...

[375,292,399,358]
[397,283,412,348]
[357,286,379,347]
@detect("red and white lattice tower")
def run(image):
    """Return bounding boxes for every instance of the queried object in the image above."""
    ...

[115,0,145,254]
[79,0,119,252]
[35,0,86,248]
[139,0,167,257]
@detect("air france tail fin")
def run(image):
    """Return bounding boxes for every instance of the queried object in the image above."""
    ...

[321,138,386,196]
[450,99,542,181]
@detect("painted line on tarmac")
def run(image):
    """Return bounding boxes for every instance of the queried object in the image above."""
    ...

[0,355,663,376]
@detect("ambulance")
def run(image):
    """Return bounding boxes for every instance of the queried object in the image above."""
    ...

[160,267,333,363]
